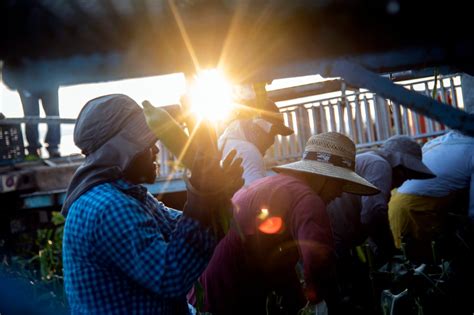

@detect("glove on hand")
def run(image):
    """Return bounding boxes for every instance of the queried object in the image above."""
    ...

[143,99,244,236]
[184,148,243,237]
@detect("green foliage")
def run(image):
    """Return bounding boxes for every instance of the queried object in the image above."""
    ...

[297,302,315,315]
[193,281,213,315]
[33,211,65,282]
[1,211,67,309]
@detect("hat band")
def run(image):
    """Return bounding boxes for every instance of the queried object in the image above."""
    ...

[302,151,355,171]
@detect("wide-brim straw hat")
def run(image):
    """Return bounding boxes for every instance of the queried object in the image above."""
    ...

[273,132,380,195]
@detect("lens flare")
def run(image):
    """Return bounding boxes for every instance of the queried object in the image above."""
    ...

[258,216,283,234]
[258,208,269,220]
[188,69,236,122]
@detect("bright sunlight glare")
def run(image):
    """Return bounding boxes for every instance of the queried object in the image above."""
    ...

[188,69,235,122]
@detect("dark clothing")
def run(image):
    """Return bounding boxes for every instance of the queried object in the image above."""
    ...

[61,94,157,215]
[62,94,214,314]
[198,174,335,315]
[327,152,395,261]
[19,89,60,154]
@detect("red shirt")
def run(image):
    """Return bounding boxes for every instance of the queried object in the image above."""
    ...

[198,174,335,315]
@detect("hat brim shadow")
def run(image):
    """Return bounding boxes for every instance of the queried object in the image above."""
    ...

[273,160,380,196]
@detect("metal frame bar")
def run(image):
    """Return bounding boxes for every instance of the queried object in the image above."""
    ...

[1,117,76,125]
[326,60,474,136]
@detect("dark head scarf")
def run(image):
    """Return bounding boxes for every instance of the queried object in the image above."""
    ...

[61,94,157,215]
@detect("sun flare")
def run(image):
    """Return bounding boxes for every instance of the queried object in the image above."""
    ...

[187,69,236,122]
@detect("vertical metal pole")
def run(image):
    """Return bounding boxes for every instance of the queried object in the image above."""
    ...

[287,111,298,158]
[412,110,422,136]
[402,105,412,136]
[374,94,392,140]
[392,102,403,135]
[450,76,459,108]
[273,135,282,162]
[439,76,448,103]
[311,105,321,134]
[362,95,375,143]
[328,101,337,132]
[320,104,328,133]
[423,81,437,132]
[280,111,290,160]
[344,97,357,141]
[296,105,311,149]
[354,96,365,143]
[337,100,345,134]
[342,81,356,140]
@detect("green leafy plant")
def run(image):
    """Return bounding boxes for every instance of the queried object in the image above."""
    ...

[1,211,67,309]
[32,212,65,282]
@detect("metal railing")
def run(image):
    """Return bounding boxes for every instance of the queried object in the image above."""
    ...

[1,74,464,179]
[270,74,463,164]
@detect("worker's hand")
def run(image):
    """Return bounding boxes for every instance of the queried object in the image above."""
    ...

[187,149,243,194]
[184,148,243,238]
[221,149,244,198]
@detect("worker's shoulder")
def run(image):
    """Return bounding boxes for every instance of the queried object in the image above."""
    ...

[73,181,136,210]
[357,151,388,164]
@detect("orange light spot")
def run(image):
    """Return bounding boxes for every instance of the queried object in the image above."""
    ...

[258,216,283,234]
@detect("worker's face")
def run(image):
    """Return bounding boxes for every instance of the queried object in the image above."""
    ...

[319,178,344,203]
[308,175,344,203]
[124,144,160,184]
[391,165,410,189]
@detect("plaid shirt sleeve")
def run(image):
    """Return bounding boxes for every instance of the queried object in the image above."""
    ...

[94,194,218,298]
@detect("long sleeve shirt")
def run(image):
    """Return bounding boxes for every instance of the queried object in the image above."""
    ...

[398,131,474,218]
[218,120,269,186]
[220,138,266,186]
[199,174,334,315]
[63,179,217,315]
[327,152,394,257]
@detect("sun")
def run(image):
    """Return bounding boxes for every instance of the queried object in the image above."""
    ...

[187,69,236,122]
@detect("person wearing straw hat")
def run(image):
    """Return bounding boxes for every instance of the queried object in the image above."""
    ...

[218,99,294,186]
[191,132,379,315]
[326,135,435,262]
[323,135,434,312]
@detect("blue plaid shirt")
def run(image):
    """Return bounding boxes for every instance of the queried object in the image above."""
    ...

[63,179,218,314]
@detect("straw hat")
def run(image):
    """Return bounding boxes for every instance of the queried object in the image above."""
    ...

[273,132,380,195]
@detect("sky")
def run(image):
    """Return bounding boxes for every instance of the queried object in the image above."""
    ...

[0,73,324,156]
[0,73,186,156]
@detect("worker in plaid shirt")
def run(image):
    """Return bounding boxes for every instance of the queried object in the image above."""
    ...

[61,94,243,314]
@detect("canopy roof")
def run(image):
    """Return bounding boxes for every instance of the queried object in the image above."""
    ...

[1,0,474,135]
[1,0,473,87]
